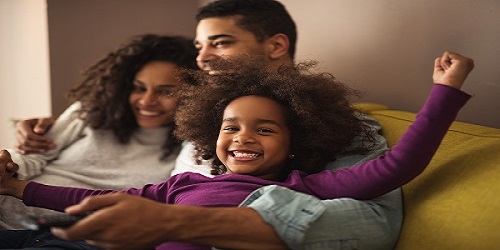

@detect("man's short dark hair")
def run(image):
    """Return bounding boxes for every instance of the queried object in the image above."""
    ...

[196,0,297,59]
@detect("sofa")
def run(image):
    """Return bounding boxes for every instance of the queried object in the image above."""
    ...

[354,103,500,250]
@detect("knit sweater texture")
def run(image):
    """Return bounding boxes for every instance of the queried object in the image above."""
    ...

[0,102,177,229]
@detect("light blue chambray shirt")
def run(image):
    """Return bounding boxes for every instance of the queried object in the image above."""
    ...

[240,114,403,250]
[176,114,403,250]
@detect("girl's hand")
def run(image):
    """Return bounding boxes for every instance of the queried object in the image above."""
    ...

[433,51,474,90]
[0,149,28,199]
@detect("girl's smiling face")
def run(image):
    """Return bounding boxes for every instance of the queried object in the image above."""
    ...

[216,95,291,180]
[129,61,180,128]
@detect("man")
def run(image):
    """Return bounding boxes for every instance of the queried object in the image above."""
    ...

[13,0,402,249]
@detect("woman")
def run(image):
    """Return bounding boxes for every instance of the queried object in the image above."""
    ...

[0,34,198,229]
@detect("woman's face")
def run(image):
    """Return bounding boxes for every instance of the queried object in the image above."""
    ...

[216,95,291,180]
[129,61,180,128]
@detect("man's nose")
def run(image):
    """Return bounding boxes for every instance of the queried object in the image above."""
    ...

[196,47,218,70]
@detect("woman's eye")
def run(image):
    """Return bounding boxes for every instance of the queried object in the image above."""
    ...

[132,85,146,92]
[155,89,175,97]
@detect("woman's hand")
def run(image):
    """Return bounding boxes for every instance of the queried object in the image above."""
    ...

[15,117,56,154]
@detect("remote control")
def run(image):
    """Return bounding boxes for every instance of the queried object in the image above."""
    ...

[16,213,89,230]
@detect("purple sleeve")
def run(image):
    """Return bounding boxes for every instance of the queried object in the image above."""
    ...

[22,182,117,211]
[23,179,173,211]
[301,84,471,200]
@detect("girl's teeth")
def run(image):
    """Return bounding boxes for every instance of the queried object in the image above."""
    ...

[233,152,259,158]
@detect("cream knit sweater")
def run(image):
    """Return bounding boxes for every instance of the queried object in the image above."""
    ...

[1,102,178,229]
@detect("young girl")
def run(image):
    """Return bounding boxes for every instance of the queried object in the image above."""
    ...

[0,34,198,230]
[0,51,474,250]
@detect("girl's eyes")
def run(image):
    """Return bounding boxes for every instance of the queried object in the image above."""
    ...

[221,127,275,134]
[257,128,275,134]
[222,126,238,132]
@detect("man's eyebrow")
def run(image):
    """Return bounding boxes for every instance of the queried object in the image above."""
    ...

[208,34,234,40]
[194,34,235,45]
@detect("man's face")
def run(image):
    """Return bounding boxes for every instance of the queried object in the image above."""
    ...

[194,17,268,71]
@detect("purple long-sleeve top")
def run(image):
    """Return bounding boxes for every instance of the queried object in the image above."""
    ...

[22,84,470,250]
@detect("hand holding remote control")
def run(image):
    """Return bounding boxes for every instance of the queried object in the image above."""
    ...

[16,213,89,230]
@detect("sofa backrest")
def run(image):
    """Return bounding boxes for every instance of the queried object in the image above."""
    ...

[356,103,500,250]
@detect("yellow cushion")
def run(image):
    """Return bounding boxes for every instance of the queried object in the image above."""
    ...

[357,103,500,250]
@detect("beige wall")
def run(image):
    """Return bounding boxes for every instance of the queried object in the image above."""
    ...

[0,0,51,148]
[282,0,500,128]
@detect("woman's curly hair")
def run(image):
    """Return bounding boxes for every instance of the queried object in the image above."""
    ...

[66,34,198,158]
[175,56,376,175]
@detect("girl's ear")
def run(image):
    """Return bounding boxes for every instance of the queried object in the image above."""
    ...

[265,33,290,60]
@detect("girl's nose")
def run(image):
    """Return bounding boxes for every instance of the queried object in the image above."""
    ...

[232,133,255,144]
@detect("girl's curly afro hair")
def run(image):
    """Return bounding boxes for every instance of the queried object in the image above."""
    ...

[175,55,376,175]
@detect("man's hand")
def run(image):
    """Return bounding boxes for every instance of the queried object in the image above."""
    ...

[433,51,474,90]
[15,117,56,154]
[51,193,287,250]
[52,193,182,250]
